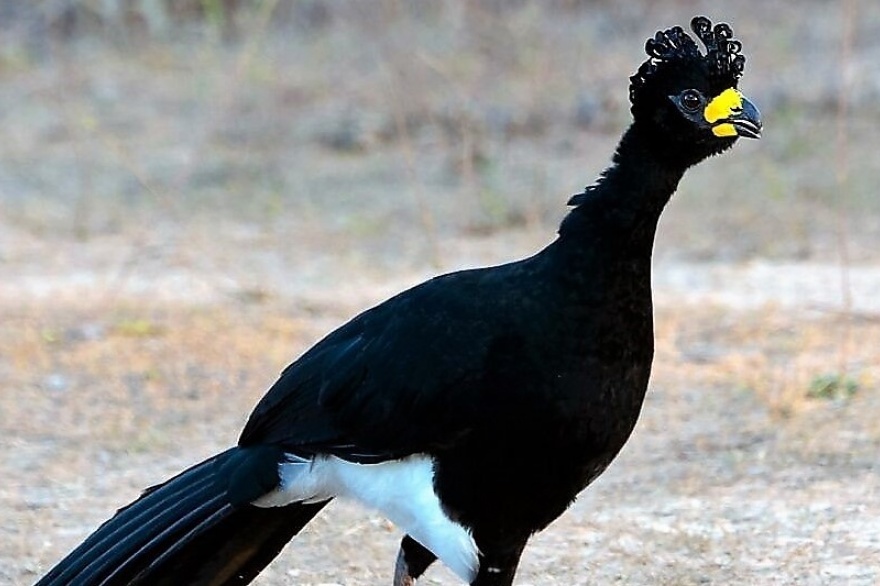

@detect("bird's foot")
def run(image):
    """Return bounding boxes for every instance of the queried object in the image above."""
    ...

[393,547,416,586]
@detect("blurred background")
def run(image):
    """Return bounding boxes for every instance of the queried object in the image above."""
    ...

[2,1,879,584]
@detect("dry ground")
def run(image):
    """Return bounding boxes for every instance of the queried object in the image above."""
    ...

[2,1,880,584]
[3,260,880,585]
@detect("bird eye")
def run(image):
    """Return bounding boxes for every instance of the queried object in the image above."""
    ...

[680,89,702,112]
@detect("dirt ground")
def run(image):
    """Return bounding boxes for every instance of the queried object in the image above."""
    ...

[4,251,880,586]
[2,2,880,585]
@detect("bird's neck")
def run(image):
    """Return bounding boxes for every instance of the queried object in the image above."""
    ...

[557,122,688,254]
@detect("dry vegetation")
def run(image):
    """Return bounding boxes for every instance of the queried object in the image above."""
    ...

[1,1,880,584]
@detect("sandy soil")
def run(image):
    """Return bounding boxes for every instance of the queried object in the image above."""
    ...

[2,2,880,584]
[2,241,879,585]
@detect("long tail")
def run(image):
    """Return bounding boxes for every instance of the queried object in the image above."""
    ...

[36,446,330,586]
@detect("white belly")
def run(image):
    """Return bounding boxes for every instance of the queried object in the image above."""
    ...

[252,453,479,583]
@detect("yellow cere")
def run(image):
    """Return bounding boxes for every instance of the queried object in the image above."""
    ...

[711,123,738,137]
[704,88,743,124]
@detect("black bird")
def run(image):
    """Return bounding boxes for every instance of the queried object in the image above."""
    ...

[36,15,761,586]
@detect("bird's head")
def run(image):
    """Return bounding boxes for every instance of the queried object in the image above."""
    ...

[628,16,761,166]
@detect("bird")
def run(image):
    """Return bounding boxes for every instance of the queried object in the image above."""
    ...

[36,15,761,586]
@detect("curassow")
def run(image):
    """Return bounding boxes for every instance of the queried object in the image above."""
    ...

[36,15,761,586]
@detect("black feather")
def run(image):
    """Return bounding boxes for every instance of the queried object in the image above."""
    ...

[35,14,757,586]
[36,447,329,586]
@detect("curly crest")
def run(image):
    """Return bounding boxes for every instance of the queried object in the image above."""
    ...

[629,16,746,103]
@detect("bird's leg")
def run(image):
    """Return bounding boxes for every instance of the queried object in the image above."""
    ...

[393,535,437,586]
[470,541,526,586]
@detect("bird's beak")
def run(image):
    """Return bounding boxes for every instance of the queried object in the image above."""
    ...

[705,88,762,139]
[727,96,762,139]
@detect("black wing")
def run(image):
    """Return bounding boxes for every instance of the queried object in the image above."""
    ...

[238,262,540,461]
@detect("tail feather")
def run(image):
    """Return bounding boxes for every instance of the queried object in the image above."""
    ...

[40,458,223,585]
[132,499,329,585]
[81,494,231,585]
[128,501,235,582]
[37,447,331,586]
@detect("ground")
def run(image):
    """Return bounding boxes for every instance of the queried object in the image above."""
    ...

[1,2,879,585]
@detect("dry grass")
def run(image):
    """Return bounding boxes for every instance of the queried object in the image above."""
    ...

[658,304,880,419]
[2,1,880,584]
[2,295,879,584]
[2,1,879,261]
